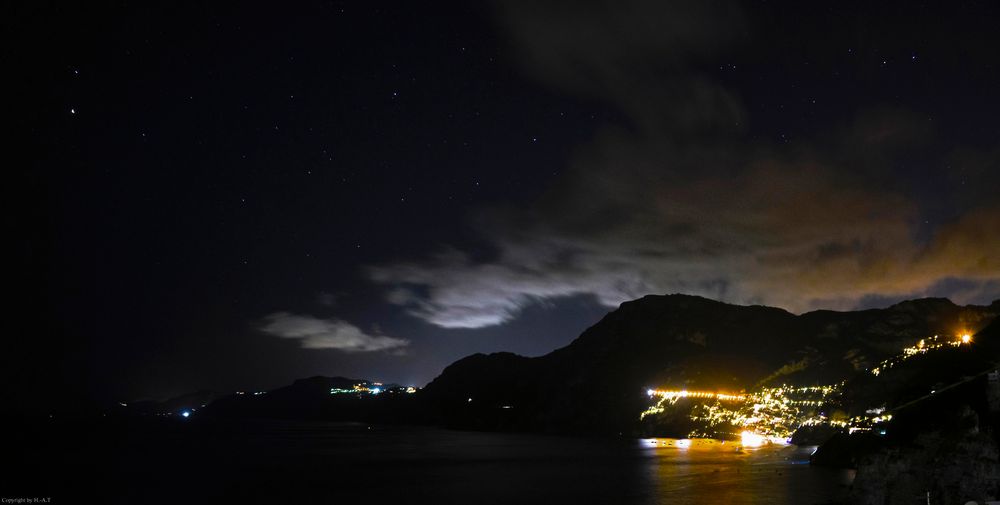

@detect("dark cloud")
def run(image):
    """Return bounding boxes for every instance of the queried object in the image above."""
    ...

[259,312,409,352]
[367,1,1000,329]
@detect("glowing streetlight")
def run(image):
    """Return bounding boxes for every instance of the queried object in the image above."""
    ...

[960,333,972,344]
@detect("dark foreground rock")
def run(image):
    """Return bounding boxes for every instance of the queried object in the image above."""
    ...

[851,425,1000,504]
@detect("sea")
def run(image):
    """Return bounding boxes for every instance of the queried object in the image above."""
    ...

[9,419,854,504]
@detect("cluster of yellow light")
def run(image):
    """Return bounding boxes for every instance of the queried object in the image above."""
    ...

[643,381,898,443]
[739,430,787,447]
[640,405,665,419]
[646,389,747,402]
[331,383,416,395]
[641,332,974,441]
[642,383,842,439]
[641,389,746,420]
[641,380,896,444]
[829,412,892,430]
[330,383,381,395]
[871,333,972,376]
[734,384,842,440]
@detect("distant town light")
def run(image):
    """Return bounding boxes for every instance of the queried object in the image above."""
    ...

[181,411,191,418]
[961,333,972,344]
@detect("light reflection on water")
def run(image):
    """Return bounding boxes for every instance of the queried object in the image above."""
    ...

[637,438,855,505]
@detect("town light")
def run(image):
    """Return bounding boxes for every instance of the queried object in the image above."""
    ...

[740,431,766,447]
[642,332,971,441]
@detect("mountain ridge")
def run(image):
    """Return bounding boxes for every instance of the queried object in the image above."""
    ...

[420,294,999,434]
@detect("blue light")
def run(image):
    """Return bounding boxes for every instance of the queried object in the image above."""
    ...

[181,410,191,418]
[371,387,382,395]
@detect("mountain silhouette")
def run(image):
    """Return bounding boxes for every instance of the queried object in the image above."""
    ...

[421,294,999,434]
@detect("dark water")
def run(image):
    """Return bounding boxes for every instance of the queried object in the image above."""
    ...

[10,419,853,504]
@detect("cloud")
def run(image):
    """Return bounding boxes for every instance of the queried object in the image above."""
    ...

[366,1,1000,328]
[369,174,1000,328]
[259,312,409,352]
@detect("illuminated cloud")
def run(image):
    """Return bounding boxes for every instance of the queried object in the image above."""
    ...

[368,144,1000,328]
[365,1,1000,329]
[259,312,409,352]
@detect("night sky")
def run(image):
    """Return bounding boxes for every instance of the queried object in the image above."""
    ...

[11,1,1000,409]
